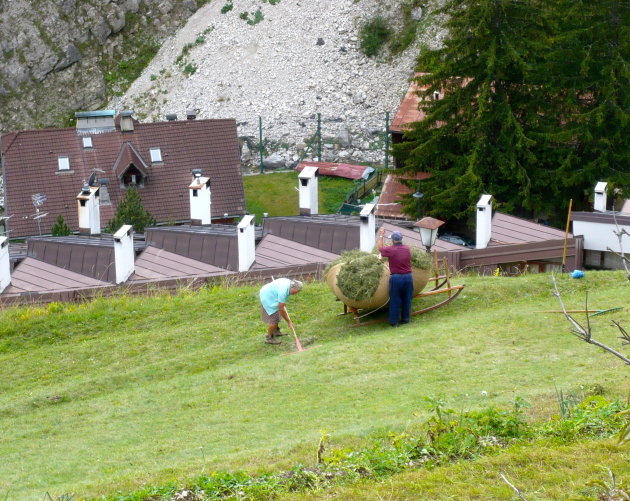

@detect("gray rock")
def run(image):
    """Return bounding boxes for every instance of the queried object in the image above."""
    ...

[158,1,173,15]
[263,153,287,170]
[336,127,352,147]
[184,0,197,11]
[107,5,127,34]
[411,6,424,21]
[91,19,112,44]
[54,44,82,71]
[125,0,141,13]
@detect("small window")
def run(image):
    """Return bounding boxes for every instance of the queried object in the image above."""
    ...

[82,137,93,148]
[150,148,162,163]
[58,156,70,171]
[192,189,198,197]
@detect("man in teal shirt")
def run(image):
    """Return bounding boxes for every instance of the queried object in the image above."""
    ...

[259,278,303,344]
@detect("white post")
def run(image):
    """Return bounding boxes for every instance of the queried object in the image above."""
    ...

[113,225,134,284]
[189,174,211,225]
[0,237,10,294]
[237,214,256,272]
[594,181,608,212]
[298,166,319,215]
[476,194,493,249]
[359,203,376,252]
[77,185,101,235]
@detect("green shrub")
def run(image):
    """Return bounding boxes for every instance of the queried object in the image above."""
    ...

[105,186,156,234]
[220,1,233,13]
[50,215,72,236]
[183,62,197,75]
[359,16,392,57]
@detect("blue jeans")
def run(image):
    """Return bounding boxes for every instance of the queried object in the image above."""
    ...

[388,273,413,326]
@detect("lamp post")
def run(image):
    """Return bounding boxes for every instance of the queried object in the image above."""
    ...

[414,216,445,254]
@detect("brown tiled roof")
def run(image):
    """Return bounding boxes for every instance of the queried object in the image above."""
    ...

[5,257,110,294]
[490,212,569,245]
[132,245,232,280]
[252,234,339,269]
[375,173,431,220]
[1,117,245,237]
[112,142,150,180]
[296,161,373,180]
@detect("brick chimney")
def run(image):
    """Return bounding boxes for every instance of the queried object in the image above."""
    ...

[113,225,135,284]
[189,170,211,225]
[359,203,376,252]
[298,166,319,215]
[120,110,135,132]
[594,181,608,212]
[0,236,10,294]
[77,183,101,235]
[237,214,256,272]
[476,194,493,249]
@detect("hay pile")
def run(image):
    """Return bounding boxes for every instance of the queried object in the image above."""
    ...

[325,247,433,302]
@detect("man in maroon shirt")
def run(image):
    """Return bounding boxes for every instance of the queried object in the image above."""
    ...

[377,227,413,327]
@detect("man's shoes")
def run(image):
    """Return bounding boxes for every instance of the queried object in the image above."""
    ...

[390,323,400,328]
[274,329,288,336]
[400,320,409,325]
[265,335,281,345]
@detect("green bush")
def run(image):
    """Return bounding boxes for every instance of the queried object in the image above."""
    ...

[359,16,392,57]
[50,215,72,236]
[220,1,233,14]
[105,186,156,234]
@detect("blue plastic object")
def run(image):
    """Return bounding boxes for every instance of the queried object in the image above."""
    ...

[571,270,585,279]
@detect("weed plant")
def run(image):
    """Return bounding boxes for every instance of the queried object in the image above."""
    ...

[360,17,392,57]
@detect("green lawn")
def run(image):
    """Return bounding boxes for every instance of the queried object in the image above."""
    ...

[0,271,628,499]
[243,171,355,221]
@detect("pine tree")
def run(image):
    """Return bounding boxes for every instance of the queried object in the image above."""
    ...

[394,0,560,221]
[547,0,630,206]
[105,186,156,234]
[51,215,72,236]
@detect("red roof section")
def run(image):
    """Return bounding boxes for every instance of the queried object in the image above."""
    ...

[1,117,246,237]
[390,73,431,133]
[296,161,372,180]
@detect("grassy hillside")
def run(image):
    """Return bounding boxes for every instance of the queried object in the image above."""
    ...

[0,271,628,500]
[244,172,355,221]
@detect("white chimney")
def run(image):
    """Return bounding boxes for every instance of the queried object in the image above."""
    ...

[476,194,493,249]
[77,184,101,235]
[594,181,608,212]
[298,166,319,215]
[0,237,10,294]
[237,214,256,272]
[189,171,211,225]
[113,225,134,284]
[359,203,376,252]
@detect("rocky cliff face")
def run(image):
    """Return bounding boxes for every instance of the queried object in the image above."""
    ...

[0,0,201,132]
[109,0,445,171]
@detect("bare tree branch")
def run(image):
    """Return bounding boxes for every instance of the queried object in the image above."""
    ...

[613,320,630,346]
[605,210,630,280]
[500,473,529,501]
[552,274,630,365]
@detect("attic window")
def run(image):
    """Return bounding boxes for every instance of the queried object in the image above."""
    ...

[82,136,93,148]
[58,156,70,171]
[150,148,162,163]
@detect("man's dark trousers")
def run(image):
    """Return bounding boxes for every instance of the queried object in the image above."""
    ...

[388,273,413,326]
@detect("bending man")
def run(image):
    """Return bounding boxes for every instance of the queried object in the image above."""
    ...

[377,227,413,327]
[259,278,303,344]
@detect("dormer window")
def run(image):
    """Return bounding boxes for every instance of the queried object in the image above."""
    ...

[150,148,162,163]
[58,156,70,171]
[82,136,93,148]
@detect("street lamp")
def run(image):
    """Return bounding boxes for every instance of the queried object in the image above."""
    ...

[414,216,445,254]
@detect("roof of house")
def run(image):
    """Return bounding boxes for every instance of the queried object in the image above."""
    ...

[379,221,467,252]
[390,73,431,133]
[131,245,233,280]
[252,234,339,270]
[375,172,431,220]
[1,116,246,237]
[4,257,110,294]
[489,212,569,245]
[263,215,361,254]
[296,161,374,180]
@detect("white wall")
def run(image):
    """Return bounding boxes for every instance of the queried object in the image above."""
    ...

[0,237,10,293]
[113,225,135,284]
[573,220,630,253]
[359,203,376,252]
[237,215,256,272]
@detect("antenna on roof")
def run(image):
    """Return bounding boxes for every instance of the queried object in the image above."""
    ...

[30,193,48,236]
[88,172,97,186]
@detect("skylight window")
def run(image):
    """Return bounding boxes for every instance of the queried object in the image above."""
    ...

[58,156,70,171]
[150,148,162,163]
[82,136,93,148]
